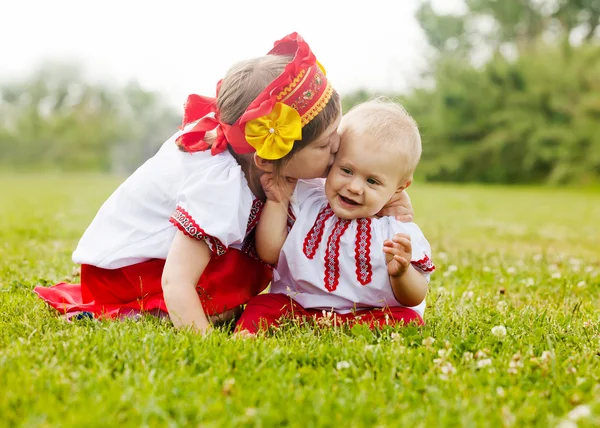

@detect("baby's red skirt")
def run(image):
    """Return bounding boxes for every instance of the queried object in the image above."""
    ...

[34,249,272,318]
[236,293,423,333]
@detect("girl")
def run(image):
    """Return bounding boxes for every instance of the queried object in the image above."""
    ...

[236,99,435,334]
[34,34,411,334]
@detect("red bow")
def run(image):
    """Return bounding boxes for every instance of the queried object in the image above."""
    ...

[176,93,229,155]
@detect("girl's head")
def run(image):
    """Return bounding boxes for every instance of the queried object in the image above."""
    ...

[176,33,342,184]
[217,55,342,181]
[325,98,422,220]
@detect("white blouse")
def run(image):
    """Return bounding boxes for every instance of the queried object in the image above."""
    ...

[73,129,262,269]
[270,181,435,316]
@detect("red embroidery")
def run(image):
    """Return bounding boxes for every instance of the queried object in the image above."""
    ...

[287,205,296,232]
[323,218,350,292]
[170,206,226,256]
[411,254,435,273]
[246,199,264,235]
[354,218,373,285]
[303,206,334,259]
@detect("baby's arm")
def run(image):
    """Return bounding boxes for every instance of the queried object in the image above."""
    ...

[255,173,297,265]
[162,230,212,333]
[383,233,428,307]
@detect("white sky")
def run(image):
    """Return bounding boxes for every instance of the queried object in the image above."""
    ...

[1,0,463,109]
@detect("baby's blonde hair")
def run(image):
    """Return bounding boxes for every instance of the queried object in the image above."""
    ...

[339,97,422,183]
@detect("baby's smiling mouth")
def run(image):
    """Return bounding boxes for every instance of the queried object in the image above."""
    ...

[339,195,360,206]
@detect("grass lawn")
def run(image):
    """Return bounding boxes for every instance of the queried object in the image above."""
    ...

[1,173,599,427]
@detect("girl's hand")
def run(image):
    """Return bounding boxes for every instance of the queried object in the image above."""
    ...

[377,190,414,222]
[260,173,298,203]
[383,233,413,277]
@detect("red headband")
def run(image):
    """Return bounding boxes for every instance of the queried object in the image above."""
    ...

[176,32,333,159]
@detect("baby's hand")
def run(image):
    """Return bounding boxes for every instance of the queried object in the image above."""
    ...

[260,173,297,203]
[377,190,414,222]
[383,233,412,277]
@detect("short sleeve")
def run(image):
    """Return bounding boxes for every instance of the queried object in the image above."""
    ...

[169,153,252,256]
[389,221,436,282]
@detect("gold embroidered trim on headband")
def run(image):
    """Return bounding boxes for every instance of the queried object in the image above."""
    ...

[301,81,333,125]
[277,69,307,101]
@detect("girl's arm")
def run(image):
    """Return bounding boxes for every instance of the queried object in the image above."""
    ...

[383,233,428,307]
[378,190,414,222]
[255,173,297,265]
[255,200,290,265]
[162,230,212,333]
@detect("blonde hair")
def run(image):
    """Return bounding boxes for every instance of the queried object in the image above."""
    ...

[340,97,422,182]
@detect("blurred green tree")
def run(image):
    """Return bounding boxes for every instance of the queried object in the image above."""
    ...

[0,60,179,172]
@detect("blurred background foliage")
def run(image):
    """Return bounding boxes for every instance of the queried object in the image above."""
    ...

[1,0,599,184]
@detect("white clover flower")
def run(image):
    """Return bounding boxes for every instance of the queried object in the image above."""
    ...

[463,352,473,362]
[440,362,456,375]
[336,361,350,370]
[438,348,451,358]
[491,325,507,338]
[551,272,562,279]
[422,337,436,347]
[474,350,488,360]
[506,267,516,274]
[477,358,493,368]
[540,351,553,363]
[448,265,458,272]
[568,405,591,421]
[577,281,586,288]
[525,277,535,287]
[496,301,508,312]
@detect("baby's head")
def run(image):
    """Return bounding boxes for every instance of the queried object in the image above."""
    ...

[325,98,422,220]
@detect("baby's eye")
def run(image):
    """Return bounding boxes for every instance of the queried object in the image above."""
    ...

[341,167,352,175]
[367,178,379,185]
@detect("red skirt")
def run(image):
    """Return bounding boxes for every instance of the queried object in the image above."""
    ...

[236,293,423,333]
[34,249,272,318]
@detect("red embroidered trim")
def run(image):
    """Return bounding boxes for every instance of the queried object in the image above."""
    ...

[323,218,350,292]
[170,206,226,256]
[354,218,373,285]
[246,199,264,234]
[303,206,334,259]
[411,254,435,273]
[286,205,296,232]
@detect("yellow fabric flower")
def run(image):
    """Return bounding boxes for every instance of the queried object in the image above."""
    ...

[245,102,302,160]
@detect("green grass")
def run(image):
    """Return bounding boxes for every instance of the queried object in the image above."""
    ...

[1,173,599,427]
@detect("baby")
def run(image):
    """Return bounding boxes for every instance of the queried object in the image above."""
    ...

[236,98,435,333]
